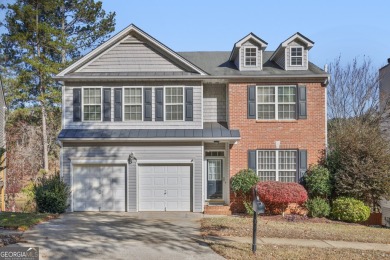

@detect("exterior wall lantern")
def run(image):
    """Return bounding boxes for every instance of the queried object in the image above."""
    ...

[128,153,137,164]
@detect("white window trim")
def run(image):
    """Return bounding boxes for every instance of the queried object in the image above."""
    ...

[243,46,258,67]
[290,46,304,67]
[256,150,297,182]
[82,87,103,122]
[205,150,225,157]
[164,86,185,121]
[123,86,143,121]
[256,85,297,120]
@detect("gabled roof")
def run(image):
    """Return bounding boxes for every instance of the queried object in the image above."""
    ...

[229,33,268,61]
[270,32,314,60]
[56,24,208,77]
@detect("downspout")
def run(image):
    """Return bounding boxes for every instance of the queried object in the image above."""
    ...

[324,64,330,157]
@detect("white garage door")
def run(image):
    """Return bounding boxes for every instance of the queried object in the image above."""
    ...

[139,165,191,211]
[73,165,126,211]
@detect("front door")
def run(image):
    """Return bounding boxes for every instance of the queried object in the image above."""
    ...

[207,159,223,199]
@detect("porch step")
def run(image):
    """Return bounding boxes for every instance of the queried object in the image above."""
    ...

[204,205,232,215]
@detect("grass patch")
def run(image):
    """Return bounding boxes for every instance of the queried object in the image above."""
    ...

[209,241,390,260]
[0,212,58,231]
[201,216,390,244]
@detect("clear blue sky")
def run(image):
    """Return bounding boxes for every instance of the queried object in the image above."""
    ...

[1,1,389,70]
[100,0,390,70]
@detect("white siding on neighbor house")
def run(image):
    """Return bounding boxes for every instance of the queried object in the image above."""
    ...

[381,199,390,226]
[203,84,226,122]
[240,40,262,71]
[63,81,203,129]
[285,40,308,71]
[62,142,203,212]
[78,35,184,73]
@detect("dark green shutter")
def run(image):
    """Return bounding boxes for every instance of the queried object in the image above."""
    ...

[185,87,193,121]
[297,85,307,119]
[297,150,308,183]
[144,88,152,121]
[114,88,122,121]
[103,88,111,121]
[73,88,81,122]
[248,85,256,119]
[155,88,164,121]
[248,150,256,172]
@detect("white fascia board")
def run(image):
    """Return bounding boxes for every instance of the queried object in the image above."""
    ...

[56,24,208,77]
[281,33,314,49]
[229,33,268,61]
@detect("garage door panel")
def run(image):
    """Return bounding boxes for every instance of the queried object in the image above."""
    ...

[139,165,191,212]
[73,165,126,212]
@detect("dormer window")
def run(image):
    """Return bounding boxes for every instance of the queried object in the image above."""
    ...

[290,47,303,66]
[244,47,257,67]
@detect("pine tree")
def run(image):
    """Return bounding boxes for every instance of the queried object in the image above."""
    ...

[1,0,115,171]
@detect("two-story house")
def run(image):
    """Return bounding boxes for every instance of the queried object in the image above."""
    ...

[55,24,328,213]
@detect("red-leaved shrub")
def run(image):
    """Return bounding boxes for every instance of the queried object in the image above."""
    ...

[256,181,308,215]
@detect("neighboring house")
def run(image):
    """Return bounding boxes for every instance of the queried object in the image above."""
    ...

[379,59,390,226]
[0,74,6,211]
[54,24,328,213]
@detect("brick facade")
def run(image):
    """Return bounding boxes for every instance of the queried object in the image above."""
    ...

[228,82,326,212]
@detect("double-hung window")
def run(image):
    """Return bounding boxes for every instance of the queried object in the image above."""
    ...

[244,47,257,67]
[165,87,184,120]
[257,86,296,120]
[124,88,142,121]
[257,150,297,182]
[290,47,303,66]
[83,88,101,121]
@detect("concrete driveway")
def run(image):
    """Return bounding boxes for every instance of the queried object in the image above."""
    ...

[13,212,223,260]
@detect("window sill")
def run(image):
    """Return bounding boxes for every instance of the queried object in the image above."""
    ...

[256,120,298,123]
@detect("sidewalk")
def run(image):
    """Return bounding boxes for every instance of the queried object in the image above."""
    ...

[205,235,390,252]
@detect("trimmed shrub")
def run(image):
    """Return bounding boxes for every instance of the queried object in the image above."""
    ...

[231,169,259,214]
[306,197,330,218]
[257,181,308,214]
[304,165,332,199]
[34,173,70,213]
[331,197,370,223]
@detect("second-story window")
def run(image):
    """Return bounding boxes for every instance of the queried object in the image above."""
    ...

[257,86,296,120]
[124,88,142,121]
[244,47,257,66]
[290,47,303,66]
[165,87,183,120]
[83,88,101,121]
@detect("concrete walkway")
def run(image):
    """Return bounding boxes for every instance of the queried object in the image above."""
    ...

[205,235,390,252]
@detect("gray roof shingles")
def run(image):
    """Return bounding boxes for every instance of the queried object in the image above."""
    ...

[58,122,240,140]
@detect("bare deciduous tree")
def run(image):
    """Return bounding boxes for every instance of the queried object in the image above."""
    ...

[327,56,381,121]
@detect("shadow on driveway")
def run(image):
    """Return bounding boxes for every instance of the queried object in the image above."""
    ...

[12,212,222,260]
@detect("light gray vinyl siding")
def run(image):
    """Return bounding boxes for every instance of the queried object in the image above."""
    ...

[285,40,309,71]
[203,84,226,122]
[380,199,390,226]
[78,35,184,73]
[204,142,226,150]
[240,40,262,71]
[63,81,202,129]
[62,142,203,212]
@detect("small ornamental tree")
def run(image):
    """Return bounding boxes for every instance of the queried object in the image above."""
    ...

[231,169,259,214]
[304,165,332,199]
[257,181,308,215]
